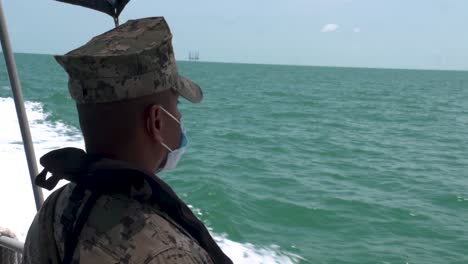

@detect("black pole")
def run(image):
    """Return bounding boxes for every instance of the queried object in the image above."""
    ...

[113,7,119,27]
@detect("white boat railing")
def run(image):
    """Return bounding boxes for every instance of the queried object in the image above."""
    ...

[0,236,23,253]
[0,235,23,264]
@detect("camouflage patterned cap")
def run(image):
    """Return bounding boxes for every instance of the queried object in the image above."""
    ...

[55,17,203,104]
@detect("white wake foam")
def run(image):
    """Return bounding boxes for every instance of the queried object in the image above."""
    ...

[0,97,83,240]
[0,97,299,263]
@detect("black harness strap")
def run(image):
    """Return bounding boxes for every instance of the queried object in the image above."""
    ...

[61,185,101,264]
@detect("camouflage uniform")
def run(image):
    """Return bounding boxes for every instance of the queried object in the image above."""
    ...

[23,17,230,264]
[23,160,214,264]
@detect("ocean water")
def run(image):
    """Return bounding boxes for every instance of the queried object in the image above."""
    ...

[1,53,468,264]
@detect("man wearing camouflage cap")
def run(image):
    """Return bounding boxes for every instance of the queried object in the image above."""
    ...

[23,17,232,264]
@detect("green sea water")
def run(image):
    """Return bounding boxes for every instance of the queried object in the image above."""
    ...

[1,53,468,263]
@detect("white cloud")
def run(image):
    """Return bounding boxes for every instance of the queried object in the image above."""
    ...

[353,27,361,33]
[321,24,339,33]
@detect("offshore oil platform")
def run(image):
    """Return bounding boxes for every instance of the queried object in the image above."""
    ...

[188,50,200,61]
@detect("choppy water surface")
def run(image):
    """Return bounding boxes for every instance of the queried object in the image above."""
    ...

[1,54,467,263]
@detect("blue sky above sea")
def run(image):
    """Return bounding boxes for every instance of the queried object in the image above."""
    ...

[3,0,468,70]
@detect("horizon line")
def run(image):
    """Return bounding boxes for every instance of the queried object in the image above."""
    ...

[3,51,468,73]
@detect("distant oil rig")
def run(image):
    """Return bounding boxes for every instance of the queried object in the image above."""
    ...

[188,50,200,61]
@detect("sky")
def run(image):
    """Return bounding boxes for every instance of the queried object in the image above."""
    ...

[2,0,468,70]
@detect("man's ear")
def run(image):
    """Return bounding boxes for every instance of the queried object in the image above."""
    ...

[146,104,163,143]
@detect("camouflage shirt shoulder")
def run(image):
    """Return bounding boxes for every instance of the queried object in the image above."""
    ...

[53,184,214,264]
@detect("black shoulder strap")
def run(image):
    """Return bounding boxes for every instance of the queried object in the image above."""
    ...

[61,185,101,264]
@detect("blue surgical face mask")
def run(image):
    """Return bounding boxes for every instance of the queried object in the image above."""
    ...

[157,106,187,172]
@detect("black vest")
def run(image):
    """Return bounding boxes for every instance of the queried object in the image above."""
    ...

[36,147,232,264]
